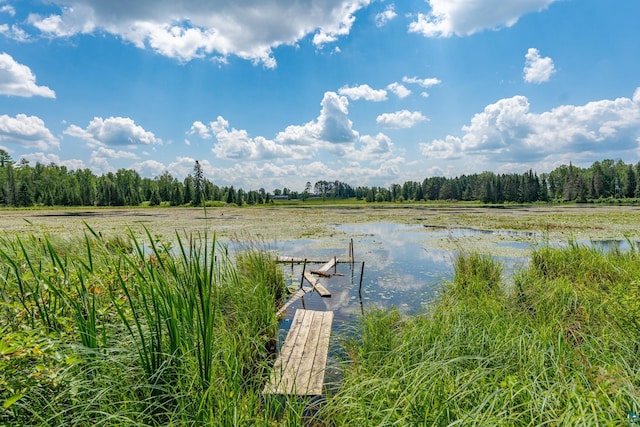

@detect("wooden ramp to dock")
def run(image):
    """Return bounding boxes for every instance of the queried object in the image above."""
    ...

[264,309,334,396]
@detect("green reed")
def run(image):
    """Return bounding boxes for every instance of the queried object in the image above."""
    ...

[321,245,640,426]
[0,226,306,426]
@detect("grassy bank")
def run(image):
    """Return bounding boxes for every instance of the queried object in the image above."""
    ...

[0,227,308,426]
[321,245,640,425]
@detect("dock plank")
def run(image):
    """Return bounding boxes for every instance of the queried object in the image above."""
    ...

[275,310,315,393]
[303,271,331,297]
[268,310,306,386]
[310,258,337,277]
[307,312,333,394]
[276,256,329,264]
[264,309,334,395]
[285,311,323,392]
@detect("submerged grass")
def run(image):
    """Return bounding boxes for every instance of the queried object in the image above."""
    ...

[0,226,307,426]
[321,245,640,425]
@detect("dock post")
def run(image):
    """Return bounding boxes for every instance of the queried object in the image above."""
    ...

[300,259,307,289]
[358,261,365,295]
[349,238,354,265]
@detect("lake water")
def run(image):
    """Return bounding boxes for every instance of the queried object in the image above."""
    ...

[267,222,635,377]
[271,222,541,333]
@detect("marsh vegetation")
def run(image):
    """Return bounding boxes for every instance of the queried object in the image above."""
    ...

[2,205,640,425]
[0,227,309,425]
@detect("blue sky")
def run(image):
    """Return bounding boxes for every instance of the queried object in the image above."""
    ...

[1,0,639,192]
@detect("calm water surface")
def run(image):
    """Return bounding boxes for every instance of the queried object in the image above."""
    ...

[273,222,533,331]
[265,222,635,385]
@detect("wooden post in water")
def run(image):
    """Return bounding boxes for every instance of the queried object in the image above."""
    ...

[351,256,355,287]
[359,261,365,295]
[300,259,307,289]
[349,238,354,265]
[333,256,337,274]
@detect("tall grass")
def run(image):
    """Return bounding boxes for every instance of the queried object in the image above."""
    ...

[0,226,306,426]
[321,245,640,425]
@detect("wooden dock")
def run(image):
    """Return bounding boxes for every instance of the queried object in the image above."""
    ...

[264,309,334,396]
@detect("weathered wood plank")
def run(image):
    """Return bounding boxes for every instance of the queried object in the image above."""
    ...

[263,309,334,396]
[292,311,324,393]
[318,257,337,273]
[276,286,313,317]
[276,256,329,264]
[264,310,306,394]
[309,269,331,277]
[274,310,315,394]
[310,258,337,277]
[303,271,331,297]
[269,309,305,379]
[307,311,334,394]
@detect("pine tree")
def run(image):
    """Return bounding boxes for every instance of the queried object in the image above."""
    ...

[192,160,204,206]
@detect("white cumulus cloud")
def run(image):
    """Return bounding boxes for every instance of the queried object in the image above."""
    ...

[166,156,215,180]
[402,76,441,97]
[387,82,411,98]
[409,0,559,38]
[402,76,441,88]
[93,146,139,160]
[377,110,428,128]
[523,47,556,83]
[1,5,15,16]
[187,120,212,139]
[0,53,55,98]
[338,84,387,102]
[1,25,30,41]
[25,0,371,67]
[375,5,397,27]
[358,133,395,161]
[0,114,60,150]
[20,152,85,170]
[420,88,640,165]
[65,117,160,147]
[190,91,366,162]
[276,91,360,149]
[210,116,309,160]
[130,159,171,178]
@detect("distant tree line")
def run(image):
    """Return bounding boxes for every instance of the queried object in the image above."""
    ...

[0,149,638,208]
[0,150,271,208]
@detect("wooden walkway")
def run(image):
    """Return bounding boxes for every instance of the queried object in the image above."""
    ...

[264,309,334,396]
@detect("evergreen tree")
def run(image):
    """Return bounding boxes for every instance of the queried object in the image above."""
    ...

[183,175,193,205]
[625,164,636,198]
[192,160,204,206]
[16,181,33,207]
[149,187,161,206]
[226,186,235,204]
[171,182,184,206]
